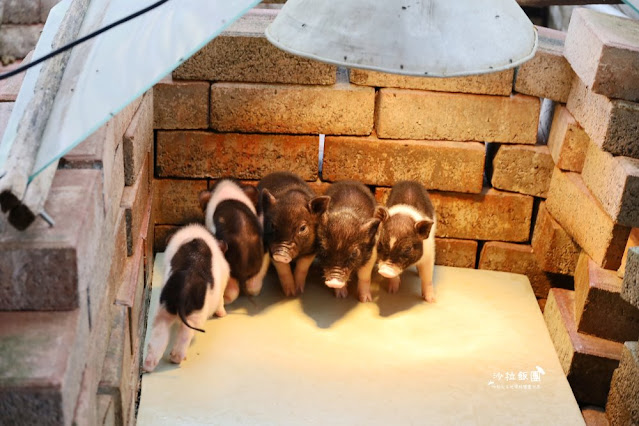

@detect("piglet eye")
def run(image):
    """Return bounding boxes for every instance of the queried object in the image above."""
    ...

[350,248,360,259]
[298,224,308,234]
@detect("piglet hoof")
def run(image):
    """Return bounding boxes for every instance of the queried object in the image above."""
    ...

[358,292,373,303]
[334,287,348,299]
[224,281,240,304]
[295,280,306,295]
[388,277,400,294]
[422,290,436,303]
[215,306,227,318]
[282,282,297,297]
[143,353,159,373]
[169,350,186,365]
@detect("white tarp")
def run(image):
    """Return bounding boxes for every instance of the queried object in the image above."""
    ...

[0,0,261,179]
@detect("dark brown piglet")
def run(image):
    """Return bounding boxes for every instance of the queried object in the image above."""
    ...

[316,181,388,302]
[259,172,330,296]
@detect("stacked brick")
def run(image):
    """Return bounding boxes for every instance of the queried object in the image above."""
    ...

[0,0,60,59]
[0,58,154,425]
[530,9,639,422]
[151,5,639,422]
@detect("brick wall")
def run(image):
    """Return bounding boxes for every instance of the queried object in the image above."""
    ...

[0,0,61,59]
[152,6,639,421]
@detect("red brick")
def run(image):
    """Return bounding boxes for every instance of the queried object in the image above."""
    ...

[350,68,513,96]
[532,202,580,275]
[547,106,589,173]
[434,238,477,269]
[565,8,639,103]
[153,224,178,252]
[121,155,151,256]
[430,189,533,242]
[538,298,547,313]
[152,179,208,225]
[154,76,209,130]
[479,242,557,298]
[323,134,484,193]
[546,169,630,270]
[515,26,575,102]
[123,90,153,186]
[618,228,639,278]
[0,51,32,101]
[375,89,540,144]
[567,77,639,159]
[544,288,623,406]
[0,170,104,310]
[0,310,89,424]
[582,141,639,228]
[210,72,374,135]
[156,131,318,181]
[605,342,639,426]
[307,180,331,195]
[173,9,336,85]
[489,144,554,197]
[575,252,639,343]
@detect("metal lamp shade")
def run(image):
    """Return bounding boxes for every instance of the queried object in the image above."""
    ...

[265,0,538,77]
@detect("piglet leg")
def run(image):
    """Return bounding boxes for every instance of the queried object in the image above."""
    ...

[224,278,240,304]
[388,276,401,294]
[143,307,174,372]
[273,258,297,297]
[246,253,270,296]
[334,286,348,299]
[417,254,436,303]
[170,311,205,364]
[293,254,315,294]
[215,297,226,317]
[357,249,377,303]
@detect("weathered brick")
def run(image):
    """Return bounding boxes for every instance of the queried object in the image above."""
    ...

[621,247,639,310]
[489,143,554,197]
[173,9,335,85]
[547,105,589,173]
[210,72,375,135]
[532,202,580,275]
[350,68,513,96]
[0,51,32,101]
[375,89,540,143]
[574,252,639,343]
[157,131,318,181]
[2,0,39,24]
[618,228,639,278]
[154,76,209,130]
[434,238,477,269]
[605,341,639,426]
[123,91,153,186]
[154,224,178,253]
[307,180,331,195]
[0,170,104,310]
[121,155,151,256]
[567,77,639,159]
[546,169,630,270]
[40,0,60,22]
[152,179,207,225]
[430,188,533,242]
[544,288,622,406]
[515,26,575,102]
[582,142,639,228]
[581,407,609,426]
[322,134,485,193]
[565,8,639,103]
[479,242,566,299]
[0,24,43,58]
[0,310,89,425]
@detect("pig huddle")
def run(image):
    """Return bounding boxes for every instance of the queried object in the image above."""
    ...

[143,173,436,372]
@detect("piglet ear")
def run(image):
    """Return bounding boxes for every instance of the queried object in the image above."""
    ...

[241,184,260,209]
[308,196,330,216]
[198,190,212,212]
[374,206,389,223]
[415,219,434,240]
[261,188,277,212]
[361,218,382,242]
[217,240,228,254]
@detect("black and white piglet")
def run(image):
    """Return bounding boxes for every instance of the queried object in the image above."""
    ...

[316,181,388,302]
[259,172,330,296]
[376,181,436,302]
[143,224,230,372]
[199,179,267,304]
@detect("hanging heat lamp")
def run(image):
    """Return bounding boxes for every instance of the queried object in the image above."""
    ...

[265,0,538,77]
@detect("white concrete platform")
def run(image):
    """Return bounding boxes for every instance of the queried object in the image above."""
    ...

[138,255,584,426]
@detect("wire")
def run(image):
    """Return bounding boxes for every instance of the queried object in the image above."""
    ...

[0,0,170,81]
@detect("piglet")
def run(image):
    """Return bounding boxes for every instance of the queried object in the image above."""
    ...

[199,179,267,303]
[376,181,437,302]
[316,181,388,302]
[143,224,230,372]
[259,172,330,296]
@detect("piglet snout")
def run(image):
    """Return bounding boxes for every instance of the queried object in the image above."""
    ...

[272,252,292,264]
[325,278,347,289]
[378,263,401,279]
